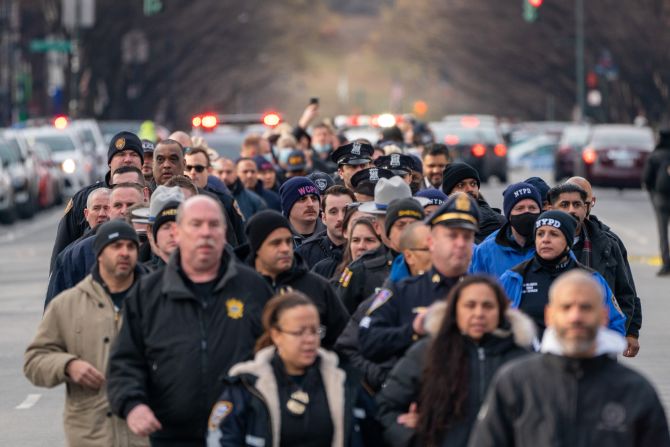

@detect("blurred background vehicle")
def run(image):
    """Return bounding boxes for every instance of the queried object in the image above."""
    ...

[0,139,17,224]
[575,124,654,188]
[0,131,38,219]
[191,113,279,159]
[554,124,592,181]
[508,134,559,171]
[430,114,508,182]
[31,142,64,208]
[21,127,95,198]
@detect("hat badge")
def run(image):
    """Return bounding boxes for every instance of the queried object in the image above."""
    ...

[315,179,327,190]
[455,193,471,212]
[351,142,361,156]
[390,153,400,166]
[115,137,126,150]
[369,168,379,181]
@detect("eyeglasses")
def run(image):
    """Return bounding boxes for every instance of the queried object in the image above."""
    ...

[186,164,207,173]
[275,325,325,339]
[557,200,585,210]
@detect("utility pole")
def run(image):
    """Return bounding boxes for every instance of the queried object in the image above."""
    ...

[575,0,585,121]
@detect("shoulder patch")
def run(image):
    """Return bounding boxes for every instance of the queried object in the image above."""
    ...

[367,289,393,315]
[208,400,233,430]
[63,198,73,215]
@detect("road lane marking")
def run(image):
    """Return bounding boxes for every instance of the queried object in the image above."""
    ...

[628,255,662,266]
[15,394,41,410]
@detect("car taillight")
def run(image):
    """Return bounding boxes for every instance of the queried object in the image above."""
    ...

[201,114,218,129]
[54,115,68,129]
[471,144,486,158]
[192,116,202,127]
[444,134,460,145]
[494,144,507,157]
[582,147,597,164]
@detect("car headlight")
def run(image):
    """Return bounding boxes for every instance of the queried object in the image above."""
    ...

[62,159,76,174]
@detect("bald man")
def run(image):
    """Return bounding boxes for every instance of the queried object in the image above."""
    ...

[107,196,273,446]
[565,176,641,356]
[470,270,670,447]
[390,222,432,282]
[168,130,192,149]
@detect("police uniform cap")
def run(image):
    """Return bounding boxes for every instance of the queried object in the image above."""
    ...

[426,191,480,231]
[350,167,394,196]
[374,154,414,176]
[330,141,374,166]
[285,150,307,172]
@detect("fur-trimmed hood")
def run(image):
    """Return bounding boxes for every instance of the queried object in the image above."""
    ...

[228,346,346,447]
[423,300,537,348]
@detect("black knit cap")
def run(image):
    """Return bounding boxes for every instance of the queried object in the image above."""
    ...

[534,210,577,248]
[441,162,480,194]
[384,198,425,237]
[152,201,180,241]
[93,220,139,258]
[245,210,292,255]
[107,131,144,165]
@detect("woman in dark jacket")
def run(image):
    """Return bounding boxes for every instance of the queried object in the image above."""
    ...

[376,275,535,447]
[207,292,361,447]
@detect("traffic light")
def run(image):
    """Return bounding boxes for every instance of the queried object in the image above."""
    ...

[523,0,543,23]
[144,0,163,17]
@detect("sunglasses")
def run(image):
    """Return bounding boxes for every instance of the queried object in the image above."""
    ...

[186,164,207,173]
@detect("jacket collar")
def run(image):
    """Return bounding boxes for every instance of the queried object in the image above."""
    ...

[161,249,235,300]
[229,346,345,447]
[540,326,626,357]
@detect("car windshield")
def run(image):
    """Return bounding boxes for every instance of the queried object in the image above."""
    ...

[34,135,76,153]
[0,142,20,163]
[439,126,499,144]
[560,127,590,146]
[592,129,654,147]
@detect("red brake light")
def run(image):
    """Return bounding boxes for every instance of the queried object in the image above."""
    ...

[582,147,597,164]
[444,134,460,145]
[472,144,486,158]
[192,116,202,127]
[54,115,68,129]
[529,0,543,6]
[494,144,507,157]
[263,112,281,127]
[201,114,218,129]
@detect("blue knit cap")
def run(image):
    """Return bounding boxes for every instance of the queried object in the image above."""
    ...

[502,182,542,219]
[279,176,320,217]
[415,188,448,206]
[524,176,550,204]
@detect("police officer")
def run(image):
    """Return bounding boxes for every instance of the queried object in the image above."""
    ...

[374,153,415,186]
[330,141,374,189]
[336,177,413,314]
[350,167,394,202]
[358,192,479,364]
[141,139,155,183]
[49,131,144,271]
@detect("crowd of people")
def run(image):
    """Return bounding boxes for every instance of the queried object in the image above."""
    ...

[21,106,670,446]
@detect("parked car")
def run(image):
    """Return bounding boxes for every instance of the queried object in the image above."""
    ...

[554,124,591,181]
[31,142,64,208]
[0,143,16,224]
[0,132,37,219]
[575,124,655,188]
[71,119,108,182]
[508,134,559,171]
[430,115,508,182]
[21,127,94,197]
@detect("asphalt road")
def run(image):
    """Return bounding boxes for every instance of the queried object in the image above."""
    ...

[0,168,667,445]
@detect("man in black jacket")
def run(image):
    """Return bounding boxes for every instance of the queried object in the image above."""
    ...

[296,185,355,269]
[107,195,274,446]
[469,270,670,447]
[245,210,350,348]
[49,131,145,271]
[441,162,505,243]
[643,129,670,276]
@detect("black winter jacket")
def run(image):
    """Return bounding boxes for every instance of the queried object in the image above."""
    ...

[643,144,670,210]
[476,197,506,244]
[253,255,350,349]
[106,250,274,446]
[296,230,344,269]
[376,307,532,447]
[468,352,670,447]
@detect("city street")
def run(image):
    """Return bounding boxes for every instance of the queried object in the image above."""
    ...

[0,170,667,444]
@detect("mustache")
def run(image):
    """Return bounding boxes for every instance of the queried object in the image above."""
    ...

[196,238,217,248]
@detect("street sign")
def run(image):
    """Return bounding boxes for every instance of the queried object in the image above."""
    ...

[29,40,72,53]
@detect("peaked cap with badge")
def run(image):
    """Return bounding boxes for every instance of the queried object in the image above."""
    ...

[426,191,480,232]
[350,167,394,197]
[374,153,414,176]
[330,141,374,166]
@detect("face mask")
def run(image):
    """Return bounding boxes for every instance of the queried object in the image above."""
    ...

[278,149,293,165]
[313,143,332,154]
[263,153,274,163]
[509,212,539,238]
